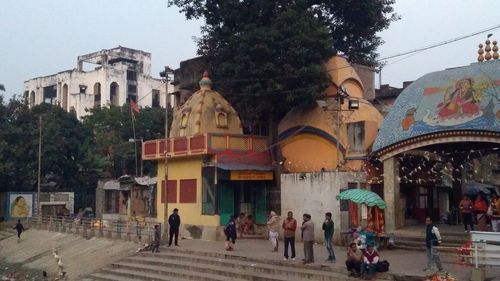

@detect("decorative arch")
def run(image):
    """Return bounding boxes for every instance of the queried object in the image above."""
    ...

[376,130,500,161]
[30,91,36,107]
[94,82,101,107]
[62,84,68,111]
[110,82,119,106]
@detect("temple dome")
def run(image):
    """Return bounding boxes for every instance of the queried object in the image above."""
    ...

[170,72,243,137]
[324,56,364,99]
[373,60,500,153]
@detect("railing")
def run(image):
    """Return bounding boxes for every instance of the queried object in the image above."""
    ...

[142,133,269,160]
[29,216,161,244]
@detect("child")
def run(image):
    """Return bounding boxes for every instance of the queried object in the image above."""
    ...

[224,218,237,251]
[152,225,161,253]
[13,219,24,240]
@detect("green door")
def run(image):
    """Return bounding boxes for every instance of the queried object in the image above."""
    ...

[255,185,267,224]
[218,181,235,225]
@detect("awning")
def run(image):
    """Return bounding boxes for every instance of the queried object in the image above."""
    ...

[135,176,157,186]
[215,163,274,171]
[103,180,120,190]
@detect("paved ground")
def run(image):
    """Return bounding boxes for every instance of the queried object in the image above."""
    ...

[172,237,500,281]
[0,227,499,280]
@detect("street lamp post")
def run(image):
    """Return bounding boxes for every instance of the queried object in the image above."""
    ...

[317,86,359,174]
[159,66,174,240]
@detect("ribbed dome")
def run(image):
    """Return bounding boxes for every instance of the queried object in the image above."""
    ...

[170,72,243,137]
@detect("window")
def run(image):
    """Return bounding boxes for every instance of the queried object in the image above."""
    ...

[181,113,189,128]
[180,179,197,203]
[126,70,137,81]
[215,104,228,128]
[347,121,366,154]
[79,85,87,94]
[216,112,228,128]
[161,180,177,203]
[202,167,216,214]
[152,90,160,108]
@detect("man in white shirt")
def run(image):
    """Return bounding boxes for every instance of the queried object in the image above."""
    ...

[424,217,443,272]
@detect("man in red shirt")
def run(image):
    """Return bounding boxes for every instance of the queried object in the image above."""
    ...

[361,243,379,280]
[282,211,297,261]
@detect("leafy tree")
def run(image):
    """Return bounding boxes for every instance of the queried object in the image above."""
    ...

[83,104,169,178]
[169,0,397,136]
[0,95,105,192]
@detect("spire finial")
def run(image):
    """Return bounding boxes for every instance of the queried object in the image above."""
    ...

[199,70,212,90]
[478,43,484,62]
[485,39,492,61]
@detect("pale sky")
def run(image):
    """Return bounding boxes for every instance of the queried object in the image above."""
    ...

[1,0,500,99]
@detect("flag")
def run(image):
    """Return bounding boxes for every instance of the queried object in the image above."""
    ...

[130,100,140,113]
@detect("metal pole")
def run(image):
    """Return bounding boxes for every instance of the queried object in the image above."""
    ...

[336,95,340,174]
[163,67,170,240]
[134,139,138,176]
[140,139,144,177]
[37,115,42,216]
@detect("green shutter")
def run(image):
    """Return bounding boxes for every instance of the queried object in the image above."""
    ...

[255,185,267,224]
[218,181,234,225]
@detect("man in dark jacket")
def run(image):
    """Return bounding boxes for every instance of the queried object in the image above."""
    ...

[322,212,336,262]
[13,219,24,240]
[424,217,443,272]
[168,208,180,246]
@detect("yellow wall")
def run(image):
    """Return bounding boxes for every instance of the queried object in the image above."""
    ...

[281,133,343,173]
[156,156,220,226]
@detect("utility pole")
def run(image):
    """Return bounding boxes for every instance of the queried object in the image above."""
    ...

[37,116,42,217]
[160,66,174,240]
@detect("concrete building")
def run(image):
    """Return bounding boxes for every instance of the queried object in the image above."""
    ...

[24,46,171,119]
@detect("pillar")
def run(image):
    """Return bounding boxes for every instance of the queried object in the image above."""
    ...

[383,157,402,232]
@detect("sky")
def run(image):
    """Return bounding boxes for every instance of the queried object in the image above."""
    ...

[1,0,500,99]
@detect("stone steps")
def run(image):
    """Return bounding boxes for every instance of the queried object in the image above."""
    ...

[0,229,16,240]
[394,234,467,252]
[89,246,392,281]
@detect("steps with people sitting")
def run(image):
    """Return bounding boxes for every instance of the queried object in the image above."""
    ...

[88,247,392,281]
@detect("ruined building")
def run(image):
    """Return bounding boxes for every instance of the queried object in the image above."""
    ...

[24,46,170,119]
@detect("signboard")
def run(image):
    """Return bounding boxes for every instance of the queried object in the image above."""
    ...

[230,170,273,181]
[8,192,35,218]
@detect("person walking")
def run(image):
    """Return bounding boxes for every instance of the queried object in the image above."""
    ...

[424,217,443,272]
[346,242,363,277]
[459,195,474,232]
[224,217,237,251]
[282,211,297,261]
[152,225,161,253]
[301,213,315,264]
[13,219,24,240]
[322,212,336,262]
[267,211,281,252]
[168,208,180,247]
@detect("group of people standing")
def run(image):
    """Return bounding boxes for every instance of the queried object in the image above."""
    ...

[459,193,500,232]
[225,211,336,264]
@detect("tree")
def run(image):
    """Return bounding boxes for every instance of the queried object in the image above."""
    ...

[0,95,105,192]
[169,0,397,132]
[83,104,169,178]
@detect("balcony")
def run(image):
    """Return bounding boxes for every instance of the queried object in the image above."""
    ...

[142,133,270,162]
